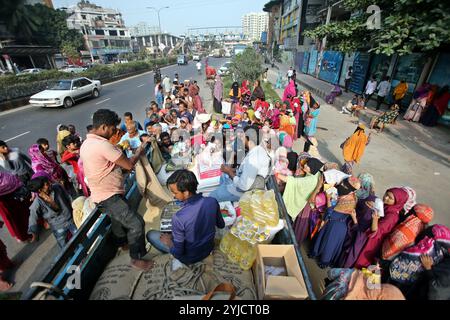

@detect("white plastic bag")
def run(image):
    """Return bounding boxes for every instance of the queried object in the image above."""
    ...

[221,101,232,114]
[219,201,237,227]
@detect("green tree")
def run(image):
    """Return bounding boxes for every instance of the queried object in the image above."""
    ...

[61,42,80,62]
[229,47,264,82]
[304,0,450,56]
[31,4,85,50]
[0,0,42,42]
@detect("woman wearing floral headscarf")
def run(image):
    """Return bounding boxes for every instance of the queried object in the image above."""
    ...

[338,173,384,268]
[310,176,361,268]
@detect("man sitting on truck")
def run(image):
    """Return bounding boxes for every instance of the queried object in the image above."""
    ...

[209,125,271,203]
[80,109,154,271]
[146,170,225,265]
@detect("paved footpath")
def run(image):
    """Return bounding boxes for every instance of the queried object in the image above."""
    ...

[267,63,450,296]
[267,64,450,227]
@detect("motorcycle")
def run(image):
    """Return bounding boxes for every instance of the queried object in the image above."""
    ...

[153,68,161,83]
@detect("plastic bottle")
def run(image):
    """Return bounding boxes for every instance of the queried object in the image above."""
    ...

[239,241,257,270]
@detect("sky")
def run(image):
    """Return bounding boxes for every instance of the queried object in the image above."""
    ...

[53,0,269,36]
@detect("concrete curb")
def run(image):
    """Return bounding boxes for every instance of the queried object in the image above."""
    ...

[0,62,178,113]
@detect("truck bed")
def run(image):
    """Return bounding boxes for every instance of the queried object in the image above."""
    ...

[23,176,326,300]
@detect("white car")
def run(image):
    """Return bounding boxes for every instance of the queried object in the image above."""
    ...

[29,77,102,108]
[60,65,87,73]
[218,61,232,76]
[17,68,44,76]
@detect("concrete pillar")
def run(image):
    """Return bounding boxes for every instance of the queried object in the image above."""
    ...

[418,53,438,86]
[29,55,36,68]
[142,36,146,47]
[165,35,168,46]
[149,36,153,47]
[170,36,174,48]
[426,53,440,83]
[387,54,398,78]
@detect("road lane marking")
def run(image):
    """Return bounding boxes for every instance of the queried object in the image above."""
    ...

[5,131,31,142]
[137,84,145,88]
[95,98,111,105]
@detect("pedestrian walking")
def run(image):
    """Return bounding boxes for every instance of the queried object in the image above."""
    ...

[364,76,377,104]
[80,109,154,271]
[376,76,391,110]
[341,123,371,175]
[213,74,223,113]
[344,66,353,92]
[287,67,294,82]
[392,79,408,110]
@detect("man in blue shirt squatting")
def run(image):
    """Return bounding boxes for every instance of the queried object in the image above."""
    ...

[146,169,225,265]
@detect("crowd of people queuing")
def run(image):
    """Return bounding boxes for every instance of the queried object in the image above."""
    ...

[0,66,449,299]
[355,72,450,130]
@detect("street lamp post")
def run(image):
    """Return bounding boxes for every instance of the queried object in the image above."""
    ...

[147,6,169,56]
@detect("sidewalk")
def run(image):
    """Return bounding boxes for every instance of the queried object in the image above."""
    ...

[267,64,450,164]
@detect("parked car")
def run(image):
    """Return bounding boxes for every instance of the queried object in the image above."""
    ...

[218,61,232,76]
[29,77,102,108]
[193,55,201,61]
[177,54,188,65]
[17,68,44,76]
[60,65,87,73]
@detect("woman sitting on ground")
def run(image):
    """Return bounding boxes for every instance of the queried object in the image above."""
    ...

[370,104,400,132]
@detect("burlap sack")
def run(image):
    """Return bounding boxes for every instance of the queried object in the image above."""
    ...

[89,250,257,300]
[134,154,173,229]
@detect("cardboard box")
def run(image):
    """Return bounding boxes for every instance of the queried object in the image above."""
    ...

[253,244,308,300]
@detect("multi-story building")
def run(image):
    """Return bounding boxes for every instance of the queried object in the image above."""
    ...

[25,0,54,8]
[65,1,132,62]
[130,22,160,37]
[242,12,269,42]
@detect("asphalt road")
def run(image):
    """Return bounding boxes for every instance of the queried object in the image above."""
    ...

[0,57,229,152]
[0,57,229,296]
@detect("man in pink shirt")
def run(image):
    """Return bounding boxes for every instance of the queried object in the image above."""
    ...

[80,109,153,271]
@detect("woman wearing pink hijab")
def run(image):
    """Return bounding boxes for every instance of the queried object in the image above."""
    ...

[354,187,413,268]
[283,79,296,102]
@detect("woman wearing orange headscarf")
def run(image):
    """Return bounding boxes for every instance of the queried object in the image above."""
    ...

[279,110,295,138]
[341,124,371,175]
